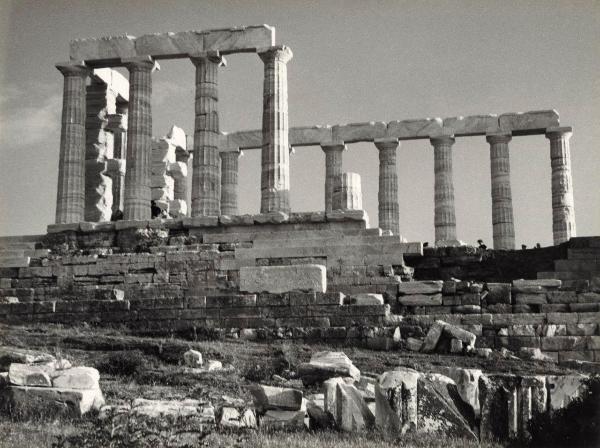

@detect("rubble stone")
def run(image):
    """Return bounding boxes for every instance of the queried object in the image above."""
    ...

[298,351,360,386]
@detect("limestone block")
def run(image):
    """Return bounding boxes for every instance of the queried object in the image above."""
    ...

[442,114,499,136]
[513,279,561,290]
[375,367,419,435]
[345,294,384,305]
[515,294,548,305]
[386,118,443,139]
[437,367,482,418]
[417,374,478,441]
[223,129,262,150]
[546,375,588,410]
[332,122,386,143]
[51,367,100,390]
[249,385,303,413]
[323,377,350,422]
[336,382,375,432]
[298,351,360,386]
[499,110,560,133]
[131,398,215,423]
[421,321,445,353]
[260,409,306,430]
[566,323,597,336]
[253,211,289,224]
[484,283,511,304]
[518,348,555,362]
[443,324,476,348]
[8,364,52,387]
[398,294,442,306]
[183,350,203,367]
[239,265,326,294]
[405,338,423,352]
[289,125,332,146]
[398,281,443,295]
[219,407,257,429]
[0,386,105,418]
[0,348,55,371]
[450,339,463,353]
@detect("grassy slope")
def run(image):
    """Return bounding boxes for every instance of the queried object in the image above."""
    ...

[0,323,591,447]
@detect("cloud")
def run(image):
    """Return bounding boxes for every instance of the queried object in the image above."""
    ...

[0,83,61,149]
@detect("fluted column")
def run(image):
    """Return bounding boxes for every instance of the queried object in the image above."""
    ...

[191,52,225,217]
[321,142,346,212]
[375,138,400,235]
[258,46,293,214]
[55,62,89,224]
[487,132,515,250]
[545,126,576,245]
[123,57,159,221]
[430,135,457,244]
[220,149,242,215]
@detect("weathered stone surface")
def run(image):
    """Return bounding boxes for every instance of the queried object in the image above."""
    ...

[183,350,203,367]
[398,294,442,306]
[518,348,555,362]
[346,293,384,305]
[260,409,306,429]
[513,279,561,290]
[239,265,326,294]
[298,352,360,386]
[421,321,445,353]
[333,122,386,143]
[8,364,52,387]
[332,172,362,211]
[442,323,476,348]
[0,348,55,371]
[375,367,419,435]
[248,385,303,412]
[398,281,443,295]
[323,377,350,423]
[131,398,215,422]
[546,375,588,410]
[306,394,334,429]
[443,114,499,136]
[405,337,423,352]
[386,118,443,140]
[336,382,375,432]
[219,407,257,429]
[0,386,105,418]
[51,367,100,390]
[418,374,478,441]
[499,110,559,133]
[437,367,482,418]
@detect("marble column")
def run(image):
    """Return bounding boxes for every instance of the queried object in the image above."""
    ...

[220,149,242,215]
[55,62,89,224]
[321,142,346,212]
[487,132,515,250]
[191,52,225,217]
[258,46,293,214]
[123,56,158,221]
[375,138,400,235]
[333,172,362,211]
[430,135,457,244]
[545,126,576,245]
[106,158,126,215]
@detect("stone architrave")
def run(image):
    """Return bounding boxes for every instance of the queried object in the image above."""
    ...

[430,135,457,244]
[320,142,346,212]
[486,132,515,250]
[55,62,90,224]
[545,126,576,245]
[191,52,225,217]
[375,138,400,235]
[123,56,159,220]
[333,172,362,211]
[258,46,293,214]
[220,149,242,215]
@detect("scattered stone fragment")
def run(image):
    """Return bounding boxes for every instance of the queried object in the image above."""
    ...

[8,363,52,387]
[220,407,257,429]
[437,367,482,418]
[346,293,384,305]
[405,337,423,352]
[421,321,445,353]
[0,348,55,371]
[248,385,303,413]
[260,409,306,430]
[450,338,463,354]
[52,367,100,390]
[442,323,476,349]
[183,350,203,367]
[336,382,375,432]
[375,367,418,435]
[205,360,222,371]
[519,348,555,363]
[474,348,492,359]
[297,351,360,386]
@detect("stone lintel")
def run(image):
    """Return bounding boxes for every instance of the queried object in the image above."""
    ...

[91,68,129,102]
[443,115,500,137]
[70,25,275,64]
[386,118,443,140]
[545,126,573,139]
[332,121,386,143]
[499,110,560,136]
[122,56,160,72]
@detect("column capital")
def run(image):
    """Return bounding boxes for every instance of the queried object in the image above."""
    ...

[122,56,160,72]
[321,141,347,153]
[486,131,512,145]
[55,61,90,77]
[190,51,227,67]
[430,135,455,146]
[545,126,573,140]
[258,45,293,64]
[220,147,242,157]
[374,137,399,151]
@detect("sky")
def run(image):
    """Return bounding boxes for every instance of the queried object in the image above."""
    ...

[0,0,598,246]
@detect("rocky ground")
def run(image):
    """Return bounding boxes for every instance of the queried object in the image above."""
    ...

[0,323,597,448]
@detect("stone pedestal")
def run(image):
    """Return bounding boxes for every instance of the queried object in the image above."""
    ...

[333,172,362,211]
[258,46,293,214]
[55,62,89,224]
[375,138,400,235]
[123,57,158,221]
[545,126,576,245]
[191,53,225,217]
[321,142,346,213]
[430,136,457,244]
[487,132,515,250]
[220,149,242,215]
